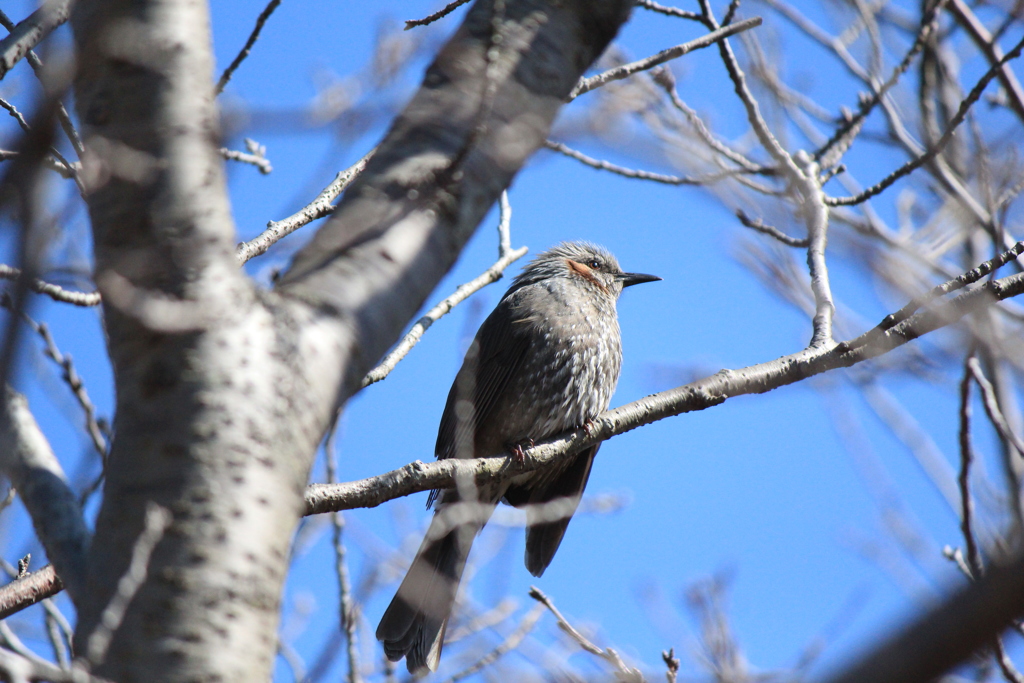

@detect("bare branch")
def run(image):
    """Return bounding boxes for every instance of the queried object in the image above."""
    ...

[845,240,1024,352]
[958,356,983,579]
[362,193,528,387]
[0,95,81,192]
[651,67,768,174]
[0,566,63,620]
[0,0,72,81]
[545,139,748,185]
[215,0,282,94]
[0,388,88,605]
[438,603,545,683]
[967,357,1024,463]
[737,210,809,247]
[236,148,374,264]
[0,9,84,158]
[947,0,1024,125]
[995,638,1024,683]
[306,268,1024,515]
[823,540,1024,683]
[827,34,1024,206]
[324,422,360,683]
[529,587,644,681]
[220,139,272,175]
[0,264,101,306]
[569,18,762,100]
[815,0,948,168]
[635,0,702,21]
[28,319,107,460]
[795,152,836,347]
[405,0,472,30]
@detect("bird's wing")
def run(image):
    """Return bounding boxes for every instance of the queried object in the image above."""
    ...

[434,289,536,463]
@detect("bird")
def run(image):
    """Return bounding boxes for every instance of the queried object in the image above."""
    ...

[375,241,659,673]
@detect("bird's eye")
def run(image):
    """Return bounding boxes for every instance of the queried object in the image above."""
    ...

[588,259,601,269]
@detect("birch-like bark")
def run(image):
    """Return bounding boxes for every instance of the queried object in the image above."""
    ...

[68,0,631,680]
[0,388,87,604]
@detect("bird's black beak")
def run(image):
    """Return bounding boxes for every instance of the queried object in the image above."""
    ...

[618,272,662,287]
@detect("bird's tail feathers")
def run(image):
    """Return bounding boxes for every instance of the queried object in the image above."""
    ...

[522,445,598,577]
[376,507,488,673]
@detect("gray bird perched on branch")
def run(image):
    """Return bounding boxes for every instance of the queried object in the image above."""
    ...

[376,241,660,672]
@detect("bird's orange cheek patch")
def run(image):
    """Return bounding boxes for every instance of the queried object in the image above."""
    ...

[565,259,605,291]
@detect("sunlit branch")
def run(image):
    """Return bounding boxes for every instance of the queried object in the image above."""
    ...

[236,148,375,264]
[362,192,527,387]
[569,18,762,100]
[0,265,100,307]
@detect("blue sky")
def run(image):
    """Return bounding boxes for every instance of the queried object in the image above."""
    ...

[2,0,1020,680]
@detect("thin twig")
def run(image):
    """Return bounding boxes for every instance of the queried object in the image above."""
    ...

[994,637,1024,683]
[967,357,1024,462]
[0,264,100,306]
[952,370,1024,683]
[0,98,80,186]
[545,140,750,185]
[0,9,84,158]
[947,0,1024,125]
[528,587,644,681]
[277,640,307,683]
[635,0,703,21]
[737,210,809,247]
[220,138,272,175]
[845,240,1024,352]
[827,34,1024,206]
[324,418,360,683]
[0,622,56,671]
[438,603,545,683]
[236,149,374,264]
[651,67,767,174]
[958,355,983,579]
[215,0,282,94]
[815,0,948,167]
[29,320,108,460]
[405,0,472,30]
[569,18,762,100]
[943,545,974,579]
[362,192,527,387]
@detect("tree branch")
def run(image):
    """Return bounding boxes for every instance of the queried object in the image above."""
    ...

[235,148,374,264]
[827,34,1024,206]
[0,388,88,606]
[0,565,64,620]
[0,264,101,307]
[568,17,762,100]
[305,268,1024,514]
[362,191,527,387]
[0,0,72,81]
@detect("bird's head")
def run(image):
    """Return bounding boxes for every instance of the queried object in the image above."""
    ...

[512,241,661,299]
